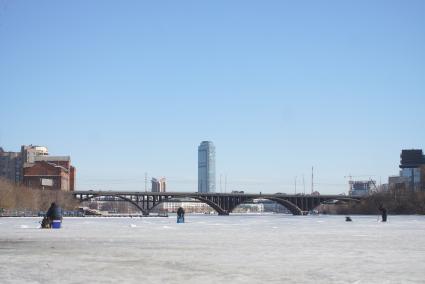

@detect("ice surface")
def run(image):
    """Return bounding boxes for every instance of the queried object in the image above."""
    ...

[1,215,425,283]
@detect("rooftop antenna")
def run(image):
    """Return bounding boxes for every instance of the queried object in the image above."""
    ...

[303,174,306,195]
[294,176,297,194]
[144,172,147,192]
[311,166,314,194]
[220,174,223,193]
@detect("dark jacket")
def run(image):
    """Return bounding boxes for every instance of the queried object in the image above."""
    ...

[46,203,62,220]
[177,207,185,218]
[379,206,387,222]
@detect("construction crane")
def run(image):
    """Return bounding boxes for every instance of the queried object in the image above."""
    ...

[344,175,376,182]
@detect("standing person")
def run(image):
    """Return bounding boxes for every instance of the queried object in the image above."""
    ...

[379,205,387,222]
[177,207,185,223]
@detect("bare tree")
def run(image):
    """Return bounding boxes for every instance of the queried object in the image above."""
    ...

[0,179,78,211]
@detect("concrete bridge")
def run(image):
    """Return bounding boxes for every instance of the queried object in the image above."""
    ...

[73,191,361,216]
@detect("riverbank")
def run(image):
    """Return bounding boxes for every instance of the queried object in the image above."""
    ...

[321,191,425,215]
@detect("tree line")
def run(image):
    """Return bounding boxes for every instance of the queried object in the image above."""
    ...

[0,178,77,212]
[2,177,424,215]
[325,189,425,215]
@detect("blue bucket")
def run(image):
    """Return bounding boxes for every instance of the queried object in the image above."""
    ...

[52,220,62,229]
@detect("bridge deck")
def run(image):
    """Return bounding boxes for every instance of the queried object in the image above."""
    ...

[73,191,351,199]
[73,191,360,216]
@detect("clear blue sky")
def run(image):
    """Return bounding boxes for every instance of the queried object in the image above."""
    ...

[0,0,424,194]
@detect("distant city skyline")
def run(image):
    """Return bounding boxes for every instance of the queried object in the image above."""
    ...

[1,1,424,194]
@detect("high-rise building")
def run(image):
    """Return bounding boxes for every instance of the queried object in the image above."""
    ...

[387,149,425,192]
[160,178,166,192]
[21,145,48,166]
[151,177,166,192]
[198,141,215,193]
[398,149,425,191]
[0,147,22,183]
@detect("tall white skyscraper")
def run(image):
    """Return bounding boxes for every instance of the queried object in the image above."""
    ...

[198,141,216,193]
[151,177,166,192]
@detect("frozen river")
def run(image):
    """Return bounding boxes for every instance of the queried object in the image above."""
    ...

[1,214,425,283]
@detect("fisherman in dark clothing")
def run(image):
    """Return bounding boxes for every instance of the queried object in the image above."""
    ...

[177,207,185,223]
[42,202,62,228]
[46,202,62,221]
[379,205,387,222]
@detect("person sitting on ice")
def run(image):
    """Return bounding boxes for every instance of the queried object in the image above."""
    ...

[177,207,185,223]
[42,202,63,228]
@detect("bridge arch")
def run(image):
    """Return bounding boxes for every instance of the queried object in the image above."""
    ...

[148,196,228,215]
[188,196,228,215]
[228,196,303,215]
[79,194,149,215]
[262,197,303,215]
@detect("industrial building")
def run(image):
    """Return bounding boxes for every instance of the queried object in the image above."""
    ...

[0,145,76,191]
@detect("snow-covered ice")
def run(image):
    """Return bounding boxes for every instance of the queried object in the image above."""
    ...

[1,215,425,283]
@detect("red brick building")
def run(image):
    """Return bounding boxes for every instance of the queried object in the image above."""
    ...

[23,161,75,191]
[70,166,76,191]
[0,145,76,191]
